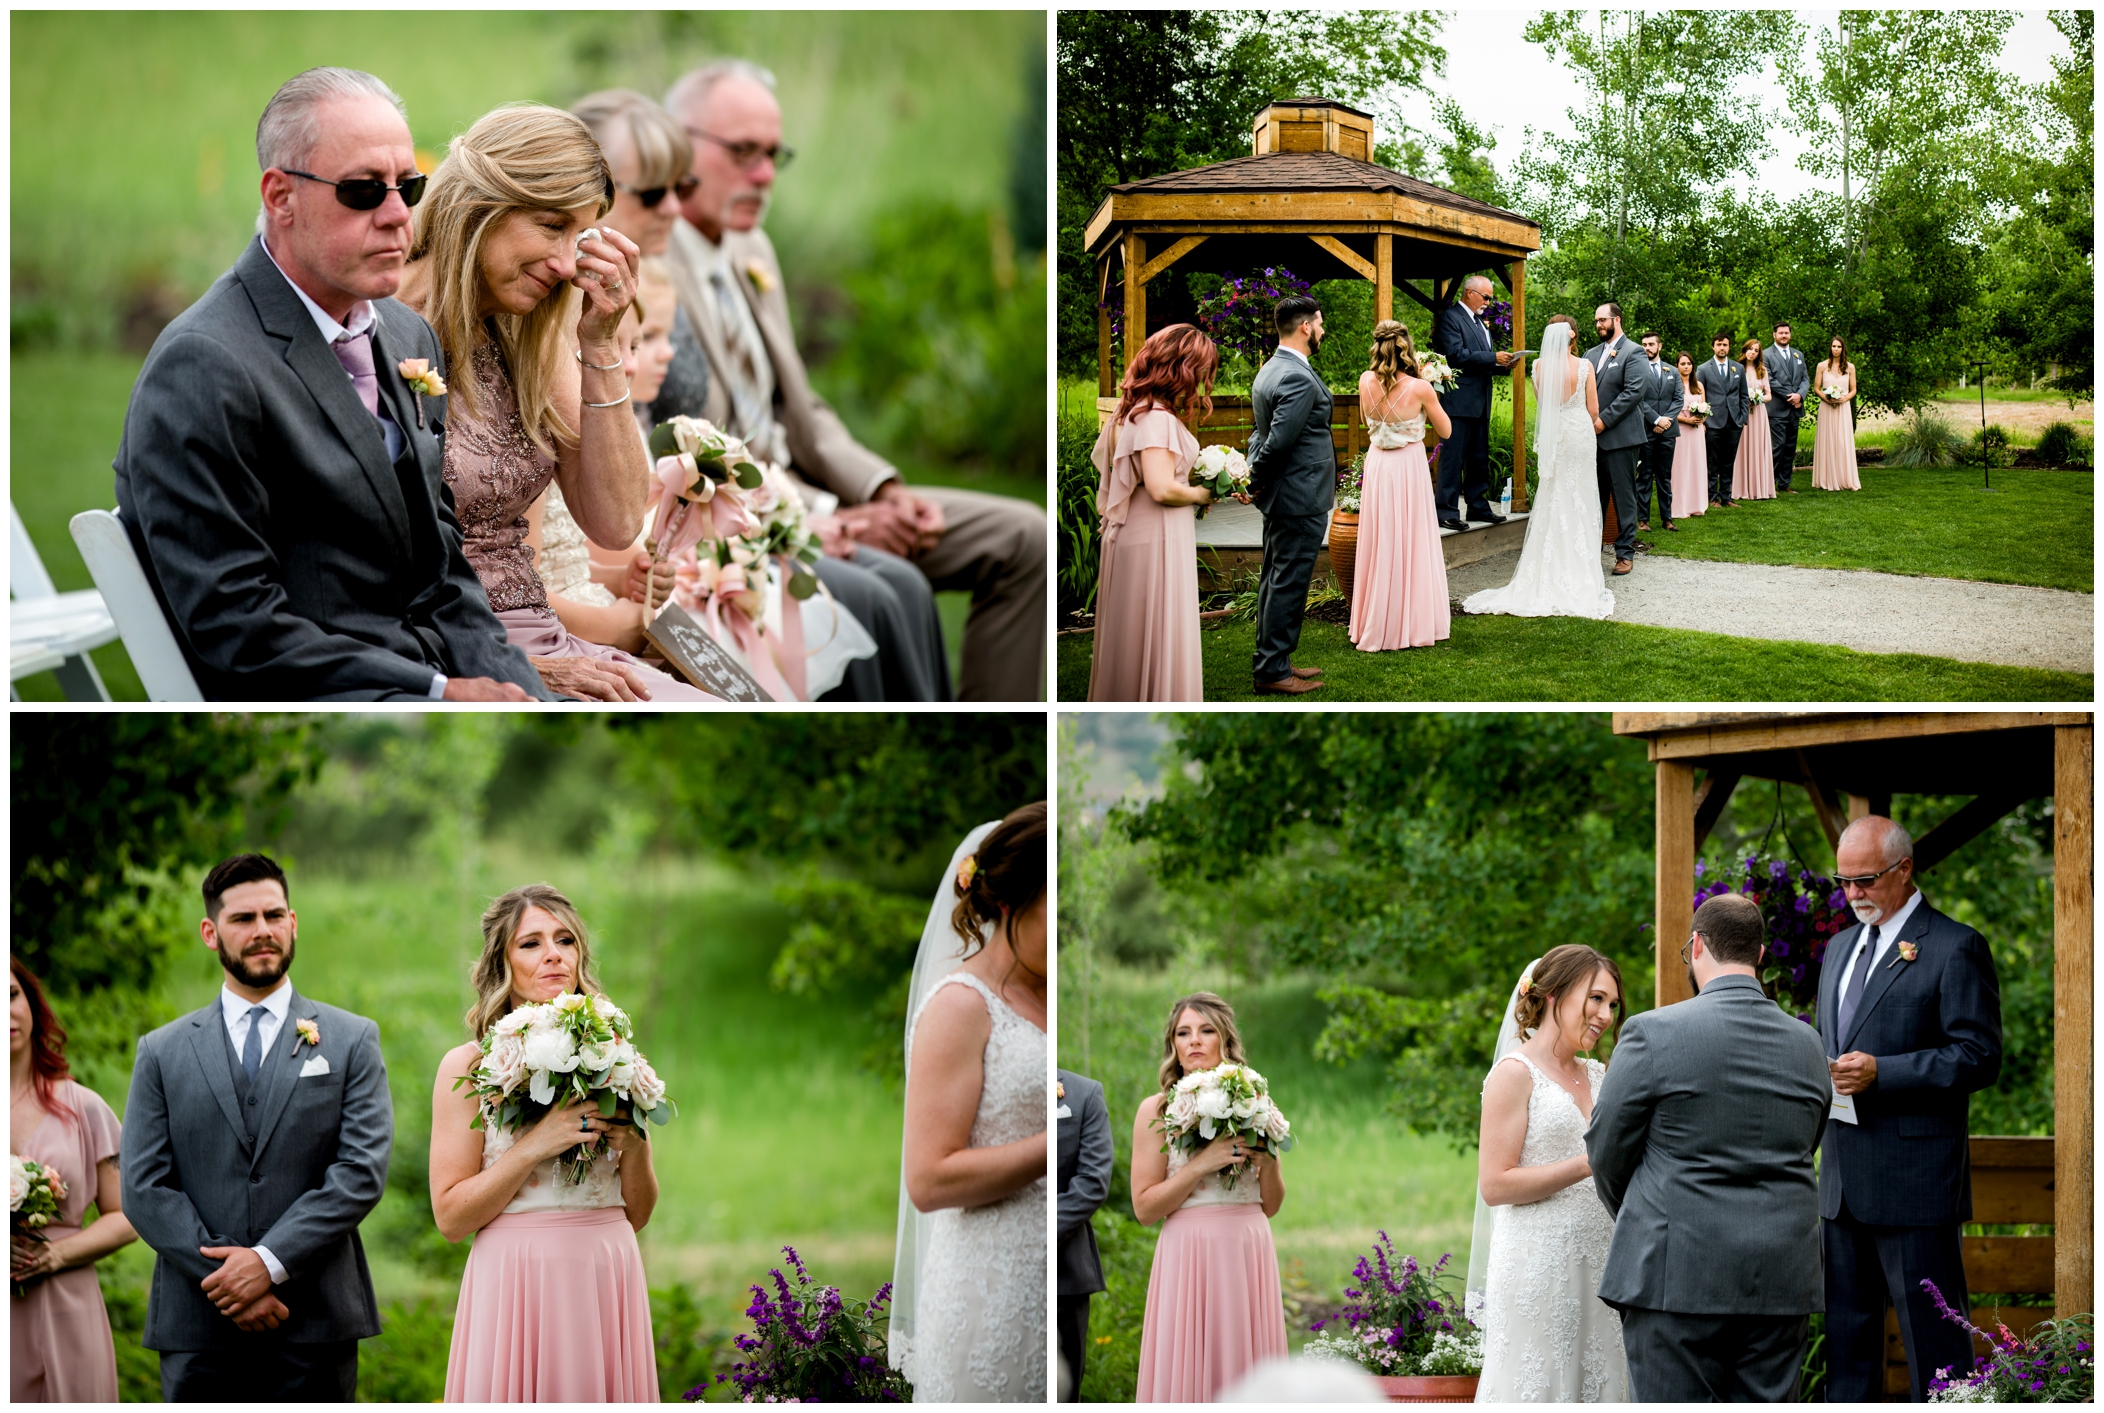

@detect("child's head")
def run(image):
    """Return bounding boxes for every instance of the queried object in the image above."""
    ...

[631,258,677,406]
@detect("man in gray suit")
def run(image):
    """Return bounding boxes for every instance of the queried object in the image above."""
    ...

[1246,295,1335,695]
[112,68,544,701]
[1762,323,1810,494]
[122,854,392,1400]
[1698,333,1749,509]
[1586,893,1832,1402]
[1634,332,1682,530]
[1585,303,1649,575]
[1056,1068,1112,1401]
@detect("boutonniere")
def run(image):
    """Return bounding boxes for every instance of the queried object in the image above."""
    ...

[1893,941,1919,965]
[1057,1082,1065,1100]
[295,1018,321,1050]
[745,260,775,296]
[398,359,446,429]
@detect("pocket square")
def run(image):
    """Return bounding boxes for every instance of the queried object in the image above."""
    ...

[1055,1103,1073,1120]
[299,1055,331,1077]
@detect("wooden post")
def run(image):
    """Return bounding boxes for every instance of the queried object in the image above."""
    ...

[1510,259,1528,512]
[1123,232,1147,369]
[1657,759,1696,1009]
[2054,724,2093,1318]
[1375,232,1393,324]
[1097,257,1113,396]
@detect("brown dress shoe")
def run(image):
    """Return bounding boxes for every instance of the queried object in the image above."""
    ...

[1289,665,1324,679]
[1612,559,1633,575]
[1253,674,1327,695]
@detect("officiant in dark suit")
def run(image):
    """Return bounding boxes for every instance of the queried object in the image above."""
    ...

[112,68,546,701]
[1697,333,1749,509]
[1245,295,1333,696]
[1585,304,1648,575]
[1431,275,1517,531]
[1056,1068,1111,1400]
[1762,323,1810,494]
[1820,815,2002,1403]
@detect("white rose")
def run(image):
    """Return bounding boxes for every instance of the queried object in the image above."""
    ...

[1166,1092,1199,1129]
[577,1041,615,1075]
[1194,1088,1230,1121]
[1265,1109,1293,1144]
[628,1057,667,1110]
[494,1008,535,1036]
[9,1156,30,1211]
[522,1028,580,1076]
[591,995,619,1019]
[556,992,589,1014]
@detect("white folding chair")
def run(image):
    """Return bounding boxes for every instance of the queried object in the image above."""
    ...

[68,508,204,701]
[11,501,117,700]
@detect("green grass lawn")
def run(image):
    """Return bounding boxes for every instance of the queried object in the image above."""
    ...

[1058,613,2093,703]
[81,846,903,1400]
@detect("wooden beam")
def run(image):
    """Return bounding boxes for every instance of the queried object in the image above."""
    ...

[1509,259,1528,513]
[1657,760,1697,1008]
[1693,770,1740,851]
[1964,1235,2057,1294]
[1134,235,1207,287]
[1629,712,2088,760]
[1969,1134,2056,1225]
[1914,792,2028,873]
[1796,749,1848,853]
[1308,234,1376,281]
[1490,263,1513,293]
[2055,723,2093,1319]
[1093,189,1544,253]
[1096,255,1113,397]
[1123,231,1146,372]
[1395,281,1438,313]
[1375,232,1393,324]
[1847,792,1894,821]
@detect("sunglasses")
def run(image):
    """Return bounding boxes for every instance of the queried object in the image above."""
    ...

[687,129,797,172]
[284,168,427,211]
[1834,858,1908,889]
[618,174,701,208]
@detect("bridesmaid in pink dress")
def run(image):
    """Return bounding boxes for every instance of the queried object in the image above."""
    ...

[1732,338,1776,500]
[1668,353,1709,518]
[1133,993,1287,1403]
[10,960,136,1403]
[1811,337,1862,490]
[433,887,659,1402]
[1350,320,1453,651]
[1088,325,1221,701]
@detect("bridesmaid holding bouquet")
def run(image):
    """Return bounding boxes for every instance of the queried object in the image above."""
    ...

[1732,337,1776,500]
[1349,320,1453,652]
[1668,353,1709,519]
[1812,338,1862,491]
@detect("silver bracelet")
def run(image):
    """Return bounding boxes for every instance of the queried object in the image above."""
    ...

[583,389,633,409]
[575,349,623,370]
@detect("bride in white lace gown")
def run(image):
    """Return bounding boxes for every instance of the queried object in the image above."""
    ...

[1470,945,1630,1404]
[891,805,1049,1402]
[1461,317,1616,619]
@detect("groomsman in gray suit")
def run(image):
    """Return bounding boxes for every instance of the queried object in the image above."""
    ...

[1635,331,1683,530]
[1698,334,1749,509]
[122,855,392,1400]
[1245,295,1334,695]
[1762,323,1810,493]
[1586,304,1648,575]
[1055,1069,1111,1400]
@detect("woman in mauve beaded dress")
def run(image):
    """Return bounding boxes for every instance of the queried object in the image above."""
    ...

[397,103,710,701]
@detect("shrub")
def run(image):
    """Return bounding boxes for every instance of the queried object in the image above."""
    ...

[1970,425,2015,469]
[653,1283,732,1405]
[1057,391,1103,618]
[699,1247,909,1403]
[1078,1213,1160,1402]
[2035,421,2089,467]
[356,1300,454,1402]
[1887,408,1966,467]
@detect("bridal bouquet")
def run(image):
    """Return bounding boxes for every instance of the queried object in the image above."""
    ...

[1823,381,1849,403]
[1154,1062,1293,1190]
[460,992,675,1183]
[1684,398,1712,420]
[1415,350,1459,391]
[1189,444,1251,519]
[1305,1238,1483,1379]
[9,1156,64,1231]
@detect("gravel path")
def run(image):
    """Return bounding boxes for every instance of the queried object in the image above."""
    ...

[1448,549,2095,674]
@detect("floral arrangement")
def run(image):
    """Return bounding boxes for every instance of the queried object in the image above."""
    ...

[644,416,763,615]
[1750,386,1772,405]
[691,1246,911,1403]
[1692,856,1849,1023]
[1154,1061,1293,1191]
[1194,267,1314,366]
[1481,298,1514,350]
[1189,444,1251,518]
[1684,398,1712,419]
[1415,350,1460,392]
[9,1156,64,1230]
[1305,1239,1481,1377]
[458,991,674,1183]
[724,463,824,602]
[1823,381,1849,402]
[1336,455,1364,515]
[1922,1280,2093,1403]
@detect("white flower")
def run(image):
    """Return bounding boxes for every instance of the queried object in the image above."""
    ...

[591,995,619,1020]
[1194,1087,1231,1121]
[481,1034,528,1094]
[628,1057,667,1110]
[1264,1108,1293,1145]
[556,992,590,1014]
[522,1027,581,1076]
[577,1041,615,1075]
[9,1155,29,1211]
[493,1008,535,1037]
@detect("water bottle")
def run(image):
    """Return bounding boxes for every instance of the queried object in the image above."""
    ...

[1499,478,1513,520]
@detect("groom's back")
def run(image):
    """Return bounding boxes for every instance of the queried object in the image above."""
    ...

[1588,975,1832,1316]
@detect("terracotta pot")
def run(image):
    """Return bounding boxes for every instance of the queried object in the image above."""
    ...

[1601,491,1619,545]
[1330,510,1360,602]
[1373,1373,1480,1403]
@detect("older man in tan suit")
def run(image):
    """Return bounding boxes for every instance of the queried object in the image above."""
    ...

[661,61,1046,702]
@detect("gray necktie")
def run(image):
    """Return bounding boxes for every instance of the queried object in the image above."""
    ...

[1836,925,1879,1039]
[709,264,768,441]
[242,1004,270,1082]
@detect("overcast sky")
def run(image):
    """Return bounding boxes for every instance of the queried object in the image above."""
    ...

[1391,8,2073,205]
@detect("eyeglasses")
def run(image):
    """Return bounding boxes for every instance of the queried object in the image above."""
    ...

[282,169,426,211]
[1834,858,1908,889]
[1681,933,1701,966]
[618,174,701,208]
[687,129,796,172]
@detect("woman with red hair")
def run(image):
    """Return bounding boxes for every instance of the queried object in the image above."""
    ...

[1088,325,1223,701]
[10,958,135,1401]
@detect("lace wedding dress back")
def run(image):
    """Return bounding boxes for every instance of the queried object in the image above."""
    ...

[1475,1054,1628,1403]
[1460,350,1615,620]
[480,1106,624,1213]
[897,971,1048,1402]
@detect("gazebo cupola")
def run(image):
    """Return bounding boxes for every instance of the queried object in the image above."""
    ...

[1250,98,1375,160]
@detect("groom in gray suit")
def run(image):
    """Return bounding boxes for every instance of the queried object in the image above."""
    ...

[122,854,392,1400]
[1586,303,1648,575]
[1245,295,1333,695]
[113,68,544,701]
[1586,893,1832,1402]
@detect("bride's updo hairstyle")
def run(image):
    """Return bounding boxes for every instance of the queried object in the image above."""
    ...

[1113,324,1218,426]
[1543,312,1579,340]
[408,104,615,458]
[1156,991,1247,1095]
[1367,319,1420,393]
[465,883,605,1039]
[1513,943,1624,1050]
[951,801,1047,959]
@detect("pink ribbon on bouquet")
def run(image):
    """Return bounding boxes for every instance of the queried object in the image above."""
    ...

[643,455,758,616]
[669,552,810,703]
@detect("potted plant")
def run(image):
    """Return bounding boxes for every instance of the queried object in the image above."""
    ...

[1302,1235,1481,1402]
[1331,454,1365,602]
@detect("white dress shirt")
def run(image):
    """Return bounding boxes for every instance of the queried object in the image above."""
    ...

[1837,886,1926,991]
[218,980,294,1285]
[1273,343,1310,366]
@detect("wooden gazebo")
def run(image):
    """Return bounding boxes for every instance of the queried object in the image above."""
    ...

[1615,711,2093,1394]
[1085,99,1544,511]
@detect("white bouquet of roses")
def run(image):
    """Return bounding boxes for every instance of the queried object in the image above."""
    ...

[1154,1061,1293,1190]
[1415,350,1460,391]
[1750,386,1771,405]
[1189,444,1251,519]
[459,992,676,1183]
[9,1155,64,1230]
[1684,398,1712,419]
[1823,381,1848,403]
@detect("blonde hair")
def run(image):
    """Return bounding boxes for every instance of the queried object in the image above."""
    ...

[569,89,693,190]
[408,104,613,458]
[636,257,675,336]
[465,883,605,1039]
[1368,318,1421,395]
[1157,991,1248,1096]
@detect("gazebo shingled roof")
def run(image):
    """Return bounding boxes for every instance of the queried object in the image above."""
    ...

[1107,149,1529,227]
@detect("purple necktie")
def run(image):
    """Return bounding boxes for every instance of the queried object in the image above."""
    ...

[331,329,382,420]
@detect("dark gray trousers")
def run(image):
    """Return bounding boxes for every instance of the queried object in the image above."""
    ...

[1251,509,1326,683]
[1823,1205,1974,1403]
[1638,433,1676,524]
[813,546,951,702]
[1771,404,1803,490]
[1707,420,1745,504]
[1597,443,1641,560]
[1436,413,1496,521]
[1619,1306,1806,1403]
[160,1340,359,1401]
[1057,1292,1092,1401]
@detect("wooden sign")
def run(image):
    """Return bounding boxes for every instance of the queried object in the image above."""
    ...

[641,602,774,702]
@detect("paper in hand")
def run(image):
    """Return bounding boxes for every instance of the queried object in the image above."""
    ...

[1829,1085,1859,1125]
